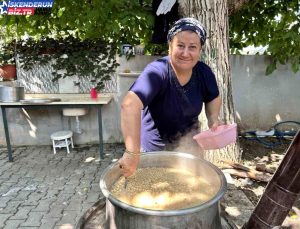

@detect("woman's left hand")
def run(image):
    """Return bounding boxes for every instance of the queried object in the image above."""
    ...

[208,118,222,131]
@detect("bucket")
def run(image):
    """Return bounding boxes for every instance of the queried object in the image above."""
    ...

[0,86,25,102]
[100,152,227,229]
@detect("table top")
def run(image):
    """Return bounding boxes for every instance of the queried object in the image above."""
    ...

[0,93,113,106]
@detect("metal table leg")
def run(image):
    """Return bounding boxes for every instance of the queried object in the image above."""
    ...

[97,105,104,159]
[1,106,13,162]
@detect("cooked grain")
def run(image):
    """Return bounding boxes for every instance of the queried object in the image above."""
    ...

[110,167,218,210]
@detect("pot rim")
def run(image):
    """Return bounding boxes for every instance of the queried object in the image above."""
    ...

[100,151,227,216]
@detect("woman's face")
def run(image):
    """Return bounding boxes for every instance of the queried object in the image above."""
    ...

[169,31,202,73]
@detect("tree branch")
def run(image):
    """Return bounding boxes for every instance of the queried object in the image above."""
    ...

[228,0,252,15]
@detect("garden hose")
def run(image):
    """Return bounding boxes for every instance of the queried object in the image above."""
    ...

[239,121,300,148]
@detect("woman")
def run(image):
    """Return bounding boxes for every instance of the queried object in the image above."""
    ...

[119,18,222,177]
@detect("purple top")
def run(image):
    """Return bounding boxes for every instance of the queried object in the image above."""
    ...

[130,56,219,151]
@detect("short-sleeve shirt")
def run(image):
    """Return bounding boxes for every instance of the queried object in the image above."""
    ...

[130,56,219,151]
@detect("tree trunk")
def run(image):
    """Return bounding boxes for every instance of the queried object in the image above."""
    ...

[179,0,240,163]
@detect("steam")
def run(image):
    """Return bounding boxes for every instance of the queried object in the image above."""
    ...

[172,131,204,158]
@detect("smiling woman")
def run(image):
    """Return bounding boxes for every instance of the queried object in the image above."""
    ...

[168,30,202,84]
[119,18,222,178]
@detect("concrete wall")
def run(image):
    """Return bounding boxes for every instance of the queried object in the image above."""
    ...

[231,55,300,130]
[0,55,299,146]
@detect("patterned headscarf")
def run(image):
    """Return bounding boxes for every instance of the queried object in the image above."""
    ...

[167,18,207,46]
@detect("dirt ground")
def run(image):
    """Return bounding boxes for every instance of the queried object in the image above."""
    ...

[237,137,300,228]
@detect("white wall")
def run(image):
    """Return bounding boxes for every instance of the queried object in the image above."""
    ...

[231,55,300,130]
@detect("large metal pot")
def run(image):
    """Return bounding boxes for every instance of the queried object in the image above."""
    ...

[100,151,227,229]
[0,86,24,102]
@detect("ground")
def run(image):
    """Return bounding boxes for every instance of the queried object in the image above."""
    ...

[237,137,300,228]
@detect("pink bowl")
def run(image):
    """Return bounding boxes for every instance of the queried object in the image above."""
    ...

[193,123,237,150]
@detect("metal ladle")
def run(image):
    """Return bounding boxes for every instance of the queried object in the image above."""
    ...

[119,164,128,189]
[124,177,128,189]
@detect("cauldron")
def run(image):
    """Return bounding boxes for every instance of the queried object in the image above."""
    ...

[100,151,227,229]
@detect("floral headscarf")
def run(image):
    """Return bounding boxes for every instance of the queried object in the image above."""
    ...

[167,18,207,46]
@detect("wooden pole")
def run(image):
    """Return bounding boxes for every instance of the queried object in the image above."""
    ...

[244,131,300,228]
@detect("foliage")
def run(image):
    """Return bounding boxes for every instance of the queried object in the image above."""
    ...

[18,37,119,91]
[0,0,298,77]
[0,0,154,49]
[229,0,300,75]
[0,0,154,87]
[0,43,16,66]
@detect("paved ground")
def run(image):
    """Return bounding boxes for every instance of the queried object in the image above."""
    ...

[0,144,125,229]
[0,144,254,229]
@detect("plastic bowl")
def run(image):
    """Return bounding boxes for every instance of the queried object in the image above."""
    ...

[193,123,237,150]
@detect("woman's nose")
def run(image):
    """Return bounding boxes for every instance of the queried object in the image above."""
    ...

[181,47,190,56]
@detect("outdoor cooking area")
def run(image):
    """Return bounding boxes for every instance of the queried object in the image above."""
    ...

[1,130,300,229]
[1,1,300,229]
[1,56,300,228]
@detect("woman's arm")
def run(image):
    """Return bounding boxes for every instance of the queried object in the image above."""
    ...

[121,91,143,152]
[205,96,222,129]
[119,91,144,177]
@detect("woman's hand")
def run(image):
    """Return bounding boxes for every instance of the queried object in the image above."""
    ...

[208,118,222,131]
[118,151,140,177]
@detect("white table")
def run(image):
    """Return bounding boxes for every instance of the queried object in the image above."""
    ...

[0,94,113,162]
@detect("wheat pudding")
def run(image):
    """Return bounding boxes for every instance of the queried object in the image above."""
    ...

[110,167,218,210]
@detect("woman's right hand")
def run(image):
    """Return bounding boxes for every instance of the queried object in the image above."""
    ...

[118,151,140,177]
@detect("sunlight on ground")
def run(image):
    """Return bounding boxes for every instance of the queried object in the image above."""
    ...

[22,108,38,138]
[59,224,74,229]
[225,206,241,217]
[85,157,95,162]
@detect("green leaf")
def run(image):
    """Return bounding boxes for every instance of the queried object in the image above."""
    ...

[291,62,299,73]
[266,62,277,75]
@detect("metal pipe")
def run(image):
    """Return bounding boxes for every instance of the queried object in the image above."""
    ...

[75,116,83,134]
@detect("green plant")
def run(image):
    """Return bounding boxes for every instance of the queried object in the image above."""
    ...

[0,0,154,53]
[0,0,153,89]
[18,37,119,91]
[0,43,16,66]
[1,0,299,75]
[229,1,300,74]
